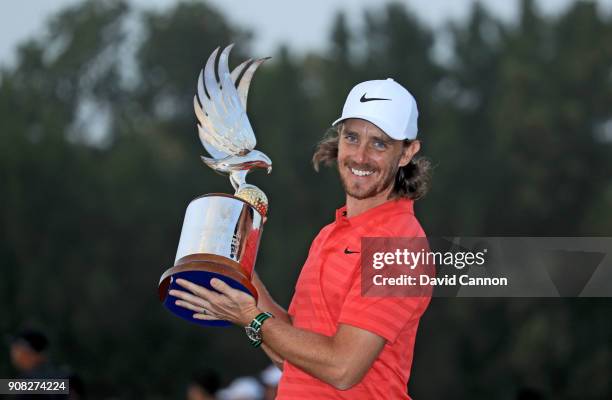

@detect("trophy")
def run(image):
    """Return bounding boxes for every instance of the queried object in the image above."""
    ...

[158,44,271,327]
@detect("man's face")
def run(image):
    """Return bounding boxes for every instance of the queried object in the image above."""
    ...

[337,119,415,200]
[10,343,41,372]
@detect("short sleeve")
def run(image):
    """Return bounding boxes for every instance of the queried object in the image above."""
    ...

[337,268,428,343]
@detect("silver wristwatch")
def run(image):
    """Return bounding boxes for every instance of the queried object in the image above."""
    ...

[245,312,273,347]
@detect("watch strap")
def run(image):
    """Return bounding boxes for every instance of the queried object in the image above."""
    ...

[246,312,273,347]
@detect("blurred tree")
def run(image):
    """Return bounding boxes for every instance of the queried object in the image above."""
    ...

[490,0,612,235]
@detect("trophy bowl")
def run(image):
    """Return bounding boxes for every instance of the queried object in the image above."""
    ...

[159,194,263,327]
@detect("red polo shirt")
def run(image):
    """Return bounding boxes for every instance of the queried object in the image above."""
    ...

[276,198,430,399]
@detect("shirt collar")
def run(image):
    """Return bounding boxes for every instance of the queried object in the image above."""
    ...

[335,198,414,226]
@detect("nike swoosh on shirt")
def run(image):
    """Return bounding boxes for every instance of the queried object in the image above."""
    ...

[344,247,360,254]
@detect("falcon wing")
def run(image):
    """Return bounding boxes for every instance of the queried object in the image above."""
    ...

[194,44,268,159]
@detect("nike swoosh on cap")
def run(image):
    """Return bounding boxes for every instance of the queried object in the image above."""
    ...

[360,93,391,103]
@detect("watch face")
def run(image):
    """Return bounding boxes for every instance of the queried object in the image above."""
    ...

[245,326,261,342]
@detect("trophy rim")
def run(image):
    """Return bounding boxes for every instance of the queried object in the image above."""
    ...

[159,254,259,301]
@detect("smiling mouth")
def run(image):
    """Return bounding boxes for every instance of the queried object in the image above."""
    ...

[350,167,374,177]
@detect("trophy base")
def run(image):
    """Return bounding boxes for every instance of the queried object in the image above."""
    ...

[159,254,259,327]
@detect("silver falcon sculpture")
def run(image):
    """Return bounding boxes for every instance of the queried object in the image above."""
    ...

[194,44,271,216]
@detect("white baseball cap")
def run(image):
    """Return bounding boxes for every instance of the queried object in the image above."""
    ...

[333,78,419,140]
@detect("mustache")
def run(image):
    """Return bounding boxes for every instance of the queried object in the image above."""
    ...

[343,161,377,171]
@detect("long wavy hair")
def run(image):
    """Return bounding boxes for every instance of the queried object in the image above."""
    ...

[312,122,432,200]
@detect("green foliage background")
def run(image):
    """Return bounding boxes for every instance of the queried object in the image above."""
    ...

[1,0,611,398]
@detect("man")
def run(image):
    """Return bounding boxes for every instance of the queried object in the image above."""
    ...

[9,329,68,399]
[171,78,431,399]
[10,329,56,379]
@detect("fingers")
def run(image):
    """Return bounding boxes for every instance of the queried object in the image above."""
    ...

[176,278,246,302]
[171,279,227,321]
[169,288,211,309]
[171,278,254,325]
[174,299,208,314]
[193,313,221,321]
[209,278,235,296]
[172,295,221,321]
[175,278,224,303]
[210,278,252,303]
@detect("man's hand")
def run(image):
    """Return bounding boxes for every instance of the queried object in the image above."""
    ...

[170,278,260,327]
[170,278,387,389]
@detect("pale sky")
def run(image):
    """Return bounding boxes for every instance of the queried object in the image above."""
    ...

[1,0,611,67]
